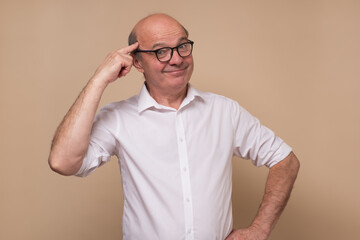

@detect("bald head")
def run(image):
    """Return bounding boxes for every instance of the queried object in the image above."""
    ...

[128,14,189,45]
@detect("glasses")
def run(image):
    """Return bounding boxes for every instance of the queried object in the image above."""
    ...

[134,41,194,62]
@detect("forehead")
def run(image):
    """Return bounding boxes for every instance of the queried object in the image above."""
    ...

[135,16,188,49]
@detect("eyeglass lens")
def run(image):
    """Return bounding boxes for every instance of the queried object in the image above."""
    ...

[157,42,193,62]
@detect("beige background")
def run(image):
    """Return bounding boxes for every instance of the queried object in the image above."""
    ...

[1,0,359,239]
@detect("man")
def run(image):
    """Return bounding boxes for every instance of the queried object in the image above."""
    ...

[49,13,300,240]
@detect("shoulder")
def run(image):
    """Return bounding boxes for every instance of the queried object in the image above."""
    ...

[194,88,256,124]
[100,95,137,111]
[195,89,243,111]
[95,95,138,121]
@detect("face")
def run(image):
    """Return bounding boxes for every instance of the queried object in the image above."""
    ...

[133,16,194,96]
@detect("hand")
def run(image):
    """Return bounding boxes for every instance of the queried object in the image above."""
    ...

[225,226,268,240]
[91,42,139,86]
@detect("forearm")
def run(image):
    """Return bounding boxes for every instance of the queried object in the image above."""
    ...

[250,152,300,237]
[48,43,139,175]
[48,77,107,175]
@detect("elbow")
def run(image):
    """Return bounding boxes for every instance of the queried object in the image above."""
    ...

[48,152,81,176]
[48,156,72,176]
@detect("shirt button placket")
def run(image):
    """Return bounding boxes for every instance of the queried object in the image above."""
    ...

[176,111,194,240]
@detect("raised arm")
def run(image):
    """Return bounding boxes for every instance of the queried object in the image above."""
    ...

[226,151,300,240]
[48,43,139,176]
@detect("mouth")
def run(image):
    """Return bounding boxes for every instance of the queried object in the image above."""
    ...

[163,67,188,76]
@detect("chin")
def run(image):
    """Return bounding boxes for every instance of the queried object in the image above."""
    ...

[168,76,190,89]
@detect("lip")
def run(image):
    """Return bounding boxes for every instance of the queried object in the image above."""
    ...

[163,67,187,75]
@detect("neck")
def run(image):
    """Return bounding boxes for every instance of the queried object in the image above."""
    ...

[146,83,188,110]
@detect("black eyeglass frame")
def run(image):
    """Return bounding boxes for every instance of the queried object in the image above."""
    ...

[134,40,194,62]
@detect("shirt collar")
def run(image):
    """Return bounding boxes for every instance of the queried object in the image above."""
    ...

[137,83,204,113]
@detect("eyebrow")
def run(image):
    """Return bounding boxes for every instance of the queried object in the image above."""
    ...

[151,37,189,49]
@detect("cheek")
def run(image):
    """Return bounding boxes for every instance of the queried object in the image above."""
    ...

[144,63,167,81]
[186,55,194,67]
[151,62,167,75]
[186,58,194,73]
[142,59,163,73]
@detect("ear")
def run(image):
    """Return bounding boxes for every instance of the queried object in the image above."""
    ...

[133,56,145,73]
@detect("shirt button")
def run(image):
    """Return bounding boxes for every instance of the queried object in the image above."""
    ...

[179,137,183,142]
[187,229,192,234]
[182,167,187,172]
[186,198,190,202]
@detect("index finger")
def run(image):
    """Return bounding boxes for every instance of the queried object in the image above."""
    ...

[118,42,139,54]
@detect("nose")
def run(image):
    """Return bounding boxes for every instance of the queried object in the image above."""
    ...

[168,49,183,65]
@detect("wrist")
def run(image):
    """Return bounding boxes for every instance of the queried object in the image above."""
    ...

[88,75,110,90]
[249,222,271,239]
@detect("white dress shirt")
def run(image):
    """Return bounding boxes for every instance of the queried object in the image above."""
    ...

[76,84,292,240]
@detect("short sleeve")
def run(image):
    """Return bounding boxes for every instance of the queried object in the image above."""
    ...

[232,102,292,168]
[75,107,118,177]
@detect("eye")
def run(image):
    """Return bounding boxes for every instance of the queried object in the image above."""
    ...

[178,43,190,51]
[178,43,187,49]
[156,47,170,57]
